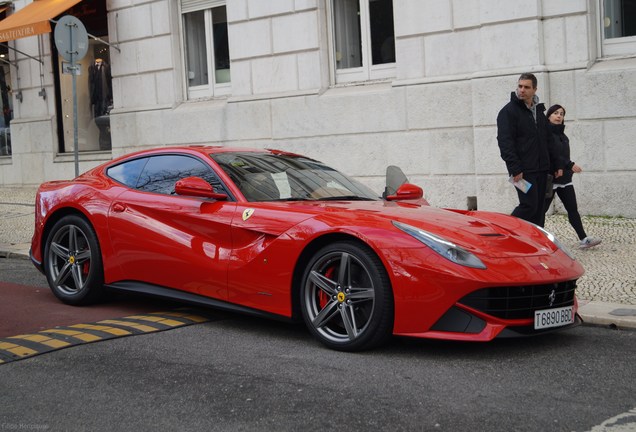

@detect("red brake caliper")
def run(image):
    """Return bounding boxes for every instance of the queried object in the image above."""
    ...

[318,266,336,308]
[82,258,91,276]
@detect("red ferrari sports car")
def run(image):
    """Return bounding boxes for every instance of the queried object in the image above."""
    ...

[30,146,584,351]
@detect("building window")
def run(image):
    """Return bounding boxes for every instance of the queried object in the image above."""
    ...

[0,44,11,157]
[182,1,230,99]
[601,0,636,56]
[330,0,395,84]
[0,5,11,157]
[54,0,113,153]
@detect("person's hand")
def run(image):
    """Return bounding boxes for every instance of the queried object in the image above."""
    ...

[513,173,523,182]
[572,164,582,173]
[555,169,563,178]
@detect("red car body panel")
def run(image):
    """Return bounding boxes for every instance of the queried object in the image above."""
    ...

[30,146,585,341]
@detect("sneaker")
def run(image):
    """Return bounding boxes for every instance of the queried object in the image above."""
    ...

[579,237,602,249]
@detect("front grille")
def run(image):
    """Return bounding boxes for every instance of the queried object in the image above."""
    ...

[458,281,577,320]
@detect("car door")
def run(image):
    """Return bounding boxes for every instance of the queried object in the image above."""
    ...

[106,153,236,300]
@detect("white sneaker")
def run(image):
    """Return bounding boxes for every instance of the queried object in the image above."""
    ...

[579,237,602,249]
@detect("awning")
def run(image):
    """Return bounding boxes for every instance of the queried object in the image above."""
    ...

[0,0,83,43]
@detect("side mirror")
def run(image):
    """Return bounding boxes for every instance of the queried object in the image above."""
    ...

[384,165,409,198]
[385,183,423,201]
[175,177,228,200]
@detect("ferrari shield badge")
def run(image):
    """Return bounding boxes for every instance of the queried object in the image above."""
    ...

[242,208,255,221]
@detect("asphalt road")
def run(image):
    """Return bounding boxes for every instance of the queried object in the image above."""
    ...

[1,258,635,431]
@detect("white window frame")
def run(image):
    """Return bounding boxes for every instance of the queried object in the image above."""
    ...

[599,0,636,57]
[326,0,396,84]
[180,0,230,99]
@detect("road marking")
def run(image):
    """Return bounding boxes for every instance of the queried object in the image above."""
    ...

[0,309,210,364]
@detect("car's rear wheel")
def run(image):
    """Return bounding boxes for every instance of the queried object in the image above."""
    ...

[44,215,104,305]
[300,241,394,351]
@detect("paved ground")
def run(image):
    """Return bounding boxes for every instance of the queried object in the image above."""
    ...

[1,186,635,329]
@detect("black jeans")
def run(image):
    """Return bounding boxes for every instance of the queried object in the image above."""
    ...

[512,171,548,227]
[545,184,587,240]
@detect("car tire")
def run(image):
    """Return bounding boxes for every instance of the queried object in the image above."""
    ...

[44,215,105,305]
[300,240,394,351]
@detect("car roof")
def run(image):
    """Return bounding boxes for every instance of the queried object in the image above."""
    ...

[99,146,313,176]
[115,146,306,159]
[149,145,268,155]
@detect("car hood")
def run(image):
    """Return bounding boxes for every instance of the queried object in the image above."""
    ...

[271,200,556,258]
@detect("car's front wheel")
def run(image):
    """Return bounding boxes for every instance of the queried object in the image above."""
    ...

[44,215,104,305]
[300,241,394,351]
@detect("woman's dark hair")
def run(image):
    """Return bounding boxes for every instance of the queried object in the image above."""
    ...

[546,104,566,120]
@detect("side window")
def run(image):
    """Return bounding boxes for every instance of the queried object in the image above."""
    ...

[106,158,149,187]
[602,0,636,56]
[330,0,395,84]
[182,1,230,99]
[136,155,229,196]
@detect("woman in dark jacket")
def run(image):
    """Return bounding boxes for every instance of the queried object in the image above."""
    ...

[545,104,601,249]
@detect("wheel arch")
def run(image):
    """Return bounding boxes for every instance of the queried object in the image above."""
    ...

[40,207,94,267]
[41,207,106,305]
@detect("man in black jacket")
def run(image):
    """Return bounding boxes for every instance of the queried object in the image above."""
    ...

[497,73,561,227]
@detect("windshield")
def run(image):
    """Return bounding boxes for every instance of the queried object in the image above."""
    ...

[210,152,380,202]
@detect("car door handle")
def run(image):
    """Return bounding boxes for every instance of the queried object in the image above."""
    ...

[112,203,126,213]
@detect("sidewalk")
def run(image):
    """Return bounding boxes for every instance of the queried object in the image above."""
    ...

[1,186,635,330]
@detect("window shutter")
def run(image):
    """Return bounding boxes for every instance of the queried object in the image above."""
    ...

[181,0,225,14]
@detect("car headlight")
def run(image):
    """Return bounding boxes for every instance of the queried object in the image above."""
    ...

[392,221,486,269]
[535,225,576,260]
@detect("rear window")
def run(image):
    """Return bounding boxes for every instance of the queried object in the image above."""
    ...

[107,157,148,188]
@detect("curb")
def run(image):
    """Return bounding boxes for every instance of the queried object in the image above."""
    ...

[0,244,31,260]
[579,301,636,331]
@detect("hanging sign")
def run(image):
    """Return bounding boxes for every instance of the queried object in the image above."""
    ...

[62,62,82,75]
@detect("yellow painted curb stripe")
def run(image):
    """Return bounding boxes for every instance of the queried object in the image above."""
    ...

[125,315,185,327]
[97,319,161,333]
[0,341,38,357]
[70,323,132,336]
[42,329,102,342]
[8,334,71,349]
[159,311,209,323]
[0,342,19,349]
[0,310,210,365]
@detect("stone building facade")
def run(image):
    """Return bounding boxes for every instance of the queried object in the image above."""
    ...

[1,0,635,217]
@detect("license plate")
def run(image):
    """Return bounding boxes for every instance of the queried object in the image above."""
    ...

[534,306,574,330]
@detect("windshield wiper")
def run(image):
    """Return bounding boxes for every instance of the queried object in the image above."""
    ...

[319,195,375,201]
[273,197,316,202]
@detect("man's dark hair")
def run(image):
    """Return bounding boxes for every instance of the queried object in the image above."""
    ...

[518,72,537,88]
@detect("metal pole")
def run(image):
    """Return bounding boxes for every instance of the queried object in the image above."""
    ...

[0,43,44,64]
[49,20,121,53]
[68,21,79,178]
